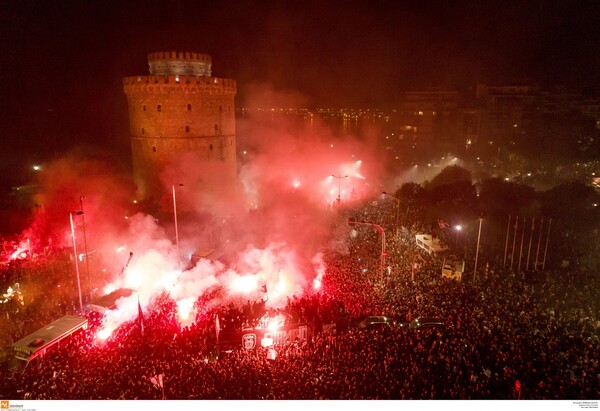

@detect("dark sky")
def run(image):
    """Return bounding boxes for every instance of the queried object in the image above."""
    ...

[1,0,599,186]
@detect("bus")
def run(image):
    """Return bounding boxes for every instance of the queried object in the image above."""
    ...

[11,315,88,371]
[415,234,450,255]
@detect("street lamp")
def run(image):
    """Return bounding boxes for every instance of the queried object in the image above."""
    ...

[348,218,386,285]
[382,191,400,237]
[79,196,91,299]
[454,224,462,250]
[69,211,84,313]
[331,175,349,207]
[172,184,184,263]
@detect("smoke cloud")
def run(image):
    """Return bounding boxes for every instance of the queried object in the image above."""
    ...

[21,85,389,333]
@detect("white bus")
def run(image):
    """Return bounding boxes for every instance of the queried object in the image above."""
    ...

[415,234,450,255]
[11,315,88,370]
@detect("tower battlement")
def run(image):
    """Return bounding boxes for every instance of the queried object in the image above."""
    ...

[123,75,236,95]
[148,51,212,77]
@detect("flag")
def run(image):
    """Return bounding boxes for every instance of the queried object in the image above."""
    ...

[138,295,144,336]
[515,379,522,399]
[437,219,450,229]
[150,374,164,389]
[215,314,220,344]
[267,348,277,360]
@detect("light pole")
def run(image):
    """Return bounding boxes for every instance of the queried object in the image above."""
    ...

[348,218,386,285]
[474,217,483,282]
[454,224,462,251]
[331,175,349,207]
[382,191,400,237]
[79,196,91,299]
[69,211,84,313]
[172,184,184,263]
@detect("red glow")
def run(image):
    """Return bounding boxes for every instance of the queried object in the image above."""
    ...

[97,327,113,341]
[265,314,285,332]
[231,275,258,294]
[177,298,194,320]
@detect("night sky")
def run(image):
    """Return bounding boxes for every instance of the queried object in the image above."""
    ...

[1,0,600,188]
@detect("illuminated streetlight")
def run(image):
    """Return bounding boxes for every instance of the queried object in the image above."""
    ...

[172,184,184,263]
[348,218,386,285]
[382,191,400,237]
[454,224,462,251]
[331,174,349,207]
[79,196,91,300]
[69,211,84,313]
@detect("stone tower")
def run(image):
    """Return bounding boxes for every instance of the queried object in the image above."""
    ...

[123,51,237,201]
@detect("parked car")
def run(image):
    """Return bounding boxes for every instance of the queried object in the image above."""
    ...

[399,317,445,330]
[356,315,396,330]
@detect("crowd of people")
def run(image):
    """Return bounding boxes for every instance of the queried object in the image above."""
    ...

[0,202,598,400]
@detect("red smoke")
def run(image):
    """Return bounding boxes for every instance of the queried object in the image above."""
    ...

[17,87,389,333]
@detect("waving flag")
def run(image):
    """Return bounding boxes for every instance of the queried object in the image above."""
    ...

[138,294,144,336]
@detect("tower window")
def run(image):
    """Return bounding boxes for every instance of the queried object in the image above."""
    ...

[157,104,162,112]
[141,128,145,134]
[219,105,222,111]
[187,104,192,111]
[185,126,190,132]
[214,124,218,131]
[153,146,156,152]
[143,105,146,111]
[209,144,213,151]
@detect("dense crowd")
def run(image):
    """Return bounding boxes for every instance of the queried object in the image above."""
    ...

[0,203,599,400]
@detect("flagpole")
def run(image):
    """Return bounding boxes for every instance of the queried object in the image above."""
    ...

[542,218,552,271]
[511,216,518,272]
[503,214,511,269]
[526,217,535,271]
[518,217,525,276]
[534,218,544,270]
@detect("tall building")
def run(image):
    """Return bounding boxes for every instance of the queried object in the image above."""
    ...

[123,51,237,201]
[398,89,461,155]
